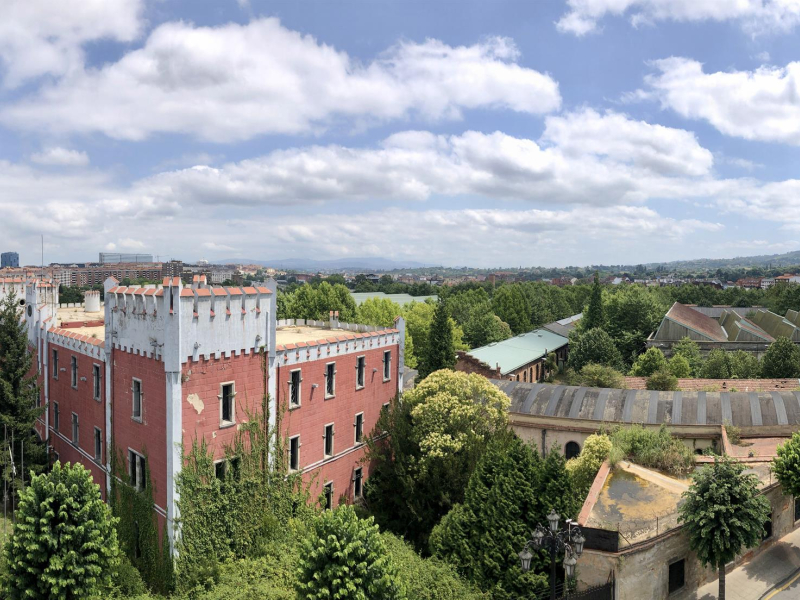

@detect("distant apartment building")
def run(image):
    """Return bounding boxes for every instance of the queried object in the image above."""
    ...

[99,252,154,264]
[54,263,164,287]
[1,251,19,268]
[775,274,800,285]
[735,277,762,289]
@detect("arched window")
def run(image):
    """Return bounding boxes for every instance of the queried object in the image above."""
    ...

[523,370,527,382]
[565,441,581,460]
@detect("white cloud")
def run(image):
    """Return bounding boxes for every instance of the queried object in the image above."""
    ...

[0,0,143,87]
[557,0,800,36]
[30,146,89,166]
[117,238,146,250]
[2,18,561,142]
[643,57,800,144]
[202,242,237,252]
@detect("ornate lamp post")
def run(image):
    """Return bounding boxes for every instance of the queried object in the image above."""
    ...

[518,509,586,600]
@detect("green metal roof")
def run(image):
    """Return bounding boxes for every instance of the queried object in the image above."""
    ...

[350,292,438,306]
[466,329,569,375]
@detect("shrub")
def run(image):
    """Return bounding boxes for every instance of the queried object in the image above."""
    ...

[668,354,691,378]
[646,369,679,391]
[773,431,800,497]
[761,337,800,378]
[699,349,731,379]
[630,347,668,377]
[2,462,120,600]
[728,350,761,379]
[724,421,742,446]
[579,363,625,388]
[567,328,625,372]
[566,434,612,499]
[608,425,693,475]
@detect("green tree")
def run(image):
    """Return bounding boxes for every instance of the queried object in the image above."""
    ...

[668,354,691,378]
[728,350,761,379]
[604,285,667,361]
[463,310,512,348]
[581,272,604,331]
[672,337,703,376]
[429,433,548,599]
[296,505,405,600]
[646,369,679,391]
[567,328,625,372]
[356,297,402,327]
[419,301,456,379]
[773,431,800,497]
[578,363,625,388]
[3,462,120,600]
[761,337,800,378]
[678,458,770,600]
[492,285,531,335]
[629,347,668,377]
[0,291,47,492]
[699,349,731,379]
[566,434,612,499]
[404,301,437,369]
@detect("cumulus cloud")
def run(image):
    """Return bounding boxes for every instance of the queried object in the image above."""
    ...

[643,57,800,144]
[30,146,89,166]
[557,0,800,36]
[2,18,561,142]
[0,0,143,87]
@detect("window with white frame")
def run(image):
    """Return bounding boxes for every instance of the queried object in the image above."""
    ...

[52,349,58,379]
[323,482,333,510]
[132,378,142,421]
[70,356,78,389]
[289,435,300,472]
[71,413,79,447]
[356,356,365,389]
[353,467,363,499]
[289,369,302,408]
[354,412,364,444]
[53,402,59,431]
[325,362,336,398]
[93,364,101,401]
[220,382,235,426]
[129,450,146,492]
[383,350,391,381]
[324,424,334,459]
[94,427,102,462]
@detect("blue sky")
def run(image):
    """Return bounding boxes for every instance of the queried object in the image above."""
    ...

[3,0,800,268]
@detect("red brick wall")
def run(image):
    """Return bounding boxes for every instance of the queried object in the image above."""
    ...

[181,353,266,461]
[279,344,399,506]
[47,342,107,497]
[112,350,168,512]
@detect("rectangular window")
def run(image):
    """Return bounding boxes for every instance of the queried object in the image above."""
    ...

[668,559,685,594]
[353,467,363,499]
[289,369,302,408]
[289,435,300,472]
[94,427,102,462]
[71,413,79,447]
[220,382,235,426]
[795,497,800,522]
[323,482,333,510]
[763,516,773,541]
[53,402,59,431]
[132,379,142,421]
[354,412,364,444]
[71,356,78,388]
[93,365,101,401]
[324,424,334,459]
[325,362,336,398]
[214,460,227,481]
[383,350,391,381]
[356,356,365,389]
[52,349,58,379]
[129,450,146,492]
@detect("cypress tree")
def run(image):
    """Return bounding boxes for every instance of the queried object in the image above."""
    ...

[0,292,47,492]
[582,272,604,331]
[541,447,580,522]
[419,300,456,379]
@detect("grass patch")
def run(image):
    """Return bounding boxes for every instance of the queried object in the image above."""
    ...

[608,425,694,477]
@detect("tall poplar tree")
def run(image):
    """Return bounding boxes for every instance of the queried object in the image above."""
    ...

[0,292,47,492]
[582,272,604,331]
[419,300,456,379]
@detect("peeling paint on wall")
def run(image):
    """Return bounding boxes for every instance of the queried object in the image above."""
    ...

[186,393,204,414]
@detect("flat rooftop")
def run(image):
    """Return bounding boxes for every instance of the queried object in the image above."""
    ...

[55,305,105,339]
[275,323,396,349]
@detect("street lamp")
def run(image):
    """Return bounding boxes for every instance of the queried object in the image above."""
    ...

[518,512,585,600]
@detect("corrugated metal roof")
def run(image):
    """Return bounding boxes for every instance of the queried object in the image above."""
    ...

[466,329,568,375]
[663,302,727,341]
[494,380,800,428]
[542,313,582,338]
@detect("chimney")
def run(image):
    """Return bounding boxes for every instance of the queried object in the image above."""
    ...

[330,310,340,330]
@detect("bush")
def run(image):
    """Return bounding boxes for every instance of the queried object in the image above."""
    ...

[630,347,668,377]
[728,350,761,379]
[646,369,679,391]
[761,337,800,378]
[668,354,691,378]
[566,434,612,499]
[579,363,625,388]
[699,349,731,379]
[567,328,625,372]
[608,425,693,476]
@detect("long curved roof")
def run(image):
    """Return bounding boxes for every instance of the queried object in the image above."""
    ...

[492,380,800,428]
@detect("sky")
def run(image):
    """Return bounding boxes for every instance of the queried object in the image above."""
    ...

[4,1,800,268]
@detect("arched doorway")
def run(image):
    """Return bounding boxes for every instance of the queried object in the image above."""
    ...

[565,441,581,460]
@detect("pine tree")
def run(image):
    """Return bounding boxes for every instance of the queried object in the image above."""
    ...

[582,272,604,331]
[678,457,770,600]
[0,291,47,492]
[419,300,456,379]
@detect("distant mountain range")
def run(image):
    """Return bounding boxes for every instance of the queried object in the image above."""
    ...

[641,250,800,272]
[219,257,434,271]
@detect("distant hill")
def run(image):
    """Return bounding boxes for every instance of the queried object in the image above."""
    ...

[642,250,800,272]
[219,257,433,271]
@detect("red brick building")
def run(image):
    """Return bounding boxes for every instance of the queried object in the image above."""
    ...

[24,276,405,551]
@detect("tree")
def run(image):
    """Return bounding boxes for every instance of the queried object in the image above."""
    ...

[3,462,120,599]
[728,350,761,379]
[678,458,770,600]
[582,272,604,331]
[492,285,531,335]
[668,354,691,378]
[773,431,800,497]
[429,433,548,599]
[699,349,731,379]
[672,337,703,376]
[604,285,667,361]
[646,369,678,391]
[567,328,625,372]
[761,337,800,378]
[629,347,668,377]
[296,505,405,600]
[566,434,611,499]
[578,363,625,388]
[462,311,512,348]
[0,291,47,492]
[418,301,456,379]
[356,297,402,328]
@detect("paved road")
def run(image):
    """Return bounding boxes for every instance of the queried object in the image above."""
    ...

[761,568,800,600]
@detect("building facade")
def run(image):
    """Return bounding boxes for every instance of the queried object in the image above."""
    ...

[1,251,19,268]
[24,276,404,551]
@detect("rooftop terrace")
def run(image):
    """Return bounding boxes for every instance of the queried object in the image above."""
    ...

[55,305,105,339]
